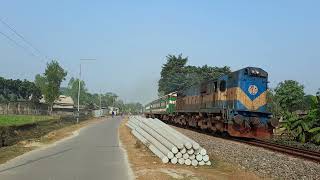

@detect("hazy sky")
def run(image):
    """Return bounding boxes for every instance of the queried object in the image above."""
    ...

[0,1,319,104]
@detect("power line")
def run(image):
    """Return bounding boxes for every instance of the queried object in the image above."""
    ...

[0,30,38,58]
[0,17,48,62]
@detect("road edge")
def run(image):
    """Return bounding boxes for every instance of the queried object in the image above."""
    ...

[118,117,135,180]
[0,119,96,169]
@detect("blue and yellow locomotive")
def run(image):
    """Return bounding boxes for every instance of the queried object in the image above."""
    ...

[145,67,278,139]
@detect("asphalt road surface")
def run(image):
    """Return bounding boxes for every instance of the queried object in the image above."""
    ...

[0,117,133,180]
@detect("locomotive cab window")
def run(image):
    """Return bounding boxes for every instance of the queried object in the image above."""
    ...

[244,69,249,75]
[219,80,226,92]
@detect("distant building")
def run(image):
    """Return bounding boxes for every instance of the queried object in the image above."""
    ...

[40,95,75,110]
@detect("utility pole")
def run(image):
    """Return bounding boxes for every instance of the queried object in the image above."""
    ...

[77,63,81,123]
[76,58,96,123]
[99,94,102,110]
[99,90,102,117]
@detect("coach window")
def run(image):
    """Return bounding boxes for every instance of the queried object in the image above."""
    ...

[214,81,218,92]
[220,80,226,92]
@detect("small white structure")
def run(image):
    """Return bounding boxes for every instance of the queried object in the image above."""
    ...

[40,95,74,110]
[108,106,119,115]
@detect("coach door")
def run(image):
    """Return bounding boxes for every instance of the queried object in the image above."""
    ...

[219,80,227,108]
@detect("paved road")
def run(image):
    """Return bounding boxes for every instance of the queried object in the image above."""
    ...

[0,117,133,180]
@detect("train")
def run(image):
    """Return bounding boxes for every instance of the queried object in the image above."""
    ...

[144,67,279,139]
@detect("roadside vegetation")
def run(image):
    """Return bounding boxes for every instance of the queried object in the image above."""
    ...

[268,81,320,145]
[0,115,57,126]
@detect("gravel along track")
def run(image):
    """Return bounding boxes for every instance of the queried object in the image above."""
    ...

[171,125,320,180]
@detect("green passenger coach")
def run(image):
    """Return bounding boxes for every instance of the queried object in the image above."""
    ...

[144,92,177,118]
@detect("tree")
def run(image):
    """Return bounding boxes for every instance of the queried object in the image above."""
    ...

[64,77,88,107]
[302,95,318,111]
[43,60,67,112]
[274,80,305,113]
[267,89,282,118]
[158,54,188,95]
[34,74,47,94]
[101,92,118,107]
[158,54,231,95]
[122,102,143,114]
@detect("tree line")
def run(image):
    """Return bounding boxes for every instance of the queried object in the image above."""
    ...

[158,54,320,144]
[1,60,143,114]
[0,77,42,103]
[34,60,143,114]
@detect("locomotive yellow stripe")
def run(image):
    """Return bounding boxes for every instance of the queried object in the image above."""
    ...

[176,87,266,111]
[227,87,267,110]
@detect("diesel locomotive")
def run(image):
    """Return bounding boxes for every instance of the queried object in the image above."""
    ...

[144,67,279,139]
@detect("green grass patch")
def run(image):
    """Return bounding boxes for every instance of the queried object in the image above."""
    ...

[0,115,59,126]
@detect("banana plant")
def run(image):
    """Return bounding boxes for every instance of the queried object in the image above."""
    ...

[308,127,320,144]
[282,111,313,143]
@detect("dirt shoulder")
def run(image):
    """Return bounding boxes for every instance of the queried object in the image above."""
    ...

[0,117,102,165]
[119,117,261,180]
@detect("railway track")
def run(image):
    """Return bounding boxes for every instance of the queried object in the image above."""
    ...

[165,121,320,163]
[237,139,320,162]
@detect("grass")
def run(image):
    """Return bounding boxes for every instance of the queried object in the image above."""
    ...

[0,115,59,126]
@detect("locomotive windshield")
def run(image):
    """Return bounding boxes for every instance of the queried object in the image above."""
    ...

[245,67,268,78]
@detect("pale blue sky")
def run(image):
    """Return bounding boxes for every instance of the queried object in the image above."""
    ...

[0,1,319,104]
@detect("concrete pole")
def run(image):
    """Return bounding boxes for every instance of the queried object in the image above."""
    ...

[189,154,195,160]
[185,159,191,166]
[203,155,209,162]
[131,122,174,159]
[200,148,207,156]
[152,118,200,150]
[206,161,212,166]
[137,117,184,151]
[150,118,196,149]
[196,154,203,161]
[175,152,182,159]
[136,120,178,154]
[131,130,169,163]
[148,118,192,149]
[183,153,189,160]
[171,157,178,164]
[191,159,198,166]
[187,149,194,155]
[178,158,185,165]
[126,124,134,129]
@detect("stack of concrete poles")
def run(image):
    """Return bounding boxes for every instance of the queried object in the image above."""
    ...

[127,116,211,166]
